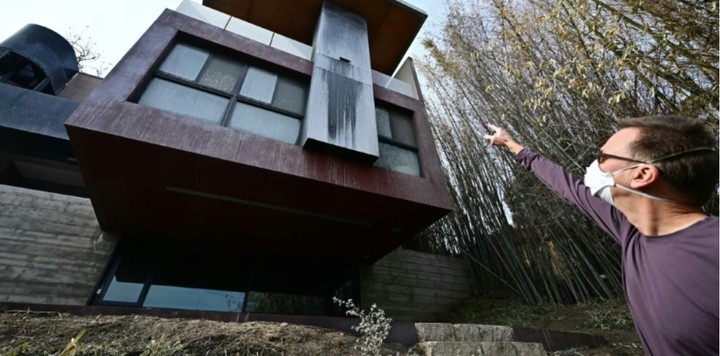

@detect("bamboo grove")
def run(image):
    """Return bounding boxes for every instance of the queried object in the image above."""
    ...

[417,0,718,304]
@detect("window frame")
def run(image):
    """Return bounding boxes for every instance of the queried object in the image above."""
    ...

[93,240,155,308]
[137,40,309,144]
[92,238,360,316]
[374,103,423,176]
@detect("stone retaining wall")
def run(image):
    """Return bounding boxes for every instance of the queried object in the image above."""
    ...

[361,248,475,321]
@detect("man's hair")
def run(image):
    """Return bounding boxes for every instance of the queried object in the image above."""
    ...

[620,115,718,206]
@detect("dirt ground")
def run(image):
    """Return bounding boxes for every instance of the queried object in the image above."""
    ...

[0,305,642,355]
[0,311,408,355]
[534,306,643,355]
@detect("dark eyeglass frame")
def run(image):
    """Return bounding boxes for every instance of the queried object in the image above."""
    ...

[597,151,646,165]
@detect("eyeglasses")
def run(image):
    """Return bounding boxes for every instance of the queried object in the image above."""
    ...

[597,151,646,165]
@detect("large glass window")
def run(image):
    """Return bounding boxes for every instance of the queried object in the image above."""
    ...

[102,245,154,304]
[142,247,247,312]
[138,78,228,124]
[137,43,308,144]
[95,238,358,316]
[374,106,421,176]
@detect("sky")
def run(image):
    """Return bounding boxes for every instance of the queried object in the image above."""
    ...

[0,0,446,76]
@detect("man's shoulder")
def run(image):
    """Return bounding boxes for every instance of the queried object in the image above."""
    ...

[697,215,719,230]
[683,215,719,245]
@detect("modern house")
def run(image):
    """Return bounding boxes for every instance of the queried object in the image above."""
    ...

[0,0,472,325]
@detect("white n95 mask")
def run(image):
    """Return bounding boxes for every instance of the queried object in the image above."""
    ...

[581,147,714,204]
[583,160,635,205]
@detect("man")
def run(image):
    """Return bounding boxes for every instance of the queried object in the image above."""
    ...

[483,115,718,355]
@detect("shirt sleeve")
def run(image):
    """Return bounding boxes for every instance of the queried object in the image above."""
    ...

[515,148,628,244]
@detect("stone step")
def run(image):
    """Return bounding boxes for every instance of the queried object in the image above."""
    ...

[411,341,546,356]
[415,323,514,342]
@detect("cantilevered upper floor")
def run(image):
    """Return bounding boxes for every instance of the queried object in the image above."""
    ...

[64,0,451,262]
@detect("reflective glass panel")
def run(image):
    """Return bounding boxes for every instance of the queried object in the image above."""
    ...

[273,77,307,115]
[375,107,392,138]
[103,276,144,303]
[102,246,154,304]
[158,43,209,81]
[198,56,244,93]
[375,142,421,176]
[229,102,301,144]
[139,78,228,124]
[142,243,248,312]
[390,111,416,147]
[245,292,325,315]
[239,67,277,103]
[245,256,356,316]
[143,285,245,312]
[97,239,358,317]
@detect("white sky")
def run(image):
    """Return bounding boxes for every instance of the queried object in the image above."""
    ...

[0,0,446,75]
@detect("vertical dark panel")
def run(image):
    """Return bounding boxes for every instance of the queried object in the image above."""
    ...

[301,1,378,162]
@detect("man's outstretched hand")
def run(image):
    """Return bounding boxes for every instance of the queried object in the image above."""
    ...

[483,124,525,155]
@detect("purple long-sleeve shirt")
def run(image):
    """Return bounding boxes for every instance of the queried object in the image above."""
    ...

[516,149,719,356]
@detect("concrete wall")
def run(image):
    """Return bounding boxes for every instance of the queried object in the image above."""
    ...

[0,184,117,305]
[0,182,471,319]
[361,248,476,321]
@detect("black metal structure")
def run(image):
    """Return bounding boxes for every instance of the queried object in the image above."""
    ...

[0,24,78,94]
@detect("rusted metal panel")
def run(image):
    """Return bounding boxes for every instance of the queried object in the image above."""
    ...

[65,10,451,262]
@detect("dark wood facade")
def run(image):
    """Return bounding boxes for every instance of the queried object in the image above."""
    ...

[65,10,451,262]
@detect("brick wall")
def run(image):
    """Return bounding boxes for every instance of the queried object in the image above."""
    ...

[0,184,118,305]
[361,248,476,321]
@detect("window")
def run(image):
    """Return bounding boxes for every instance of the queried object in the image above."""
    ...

[0,51,51,93]
[95,238,358,316]
[100,240,247,313]
[137,43,308,145]
[374,106,421,176]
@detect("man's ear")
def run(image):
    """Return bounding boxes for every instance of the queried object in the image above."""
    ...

[629,164,660,189]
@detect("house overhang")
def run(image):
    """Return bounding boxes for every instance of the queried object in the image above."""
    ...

[67,122,449,261]
[64,10,451,262]
[202,0,427,75]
